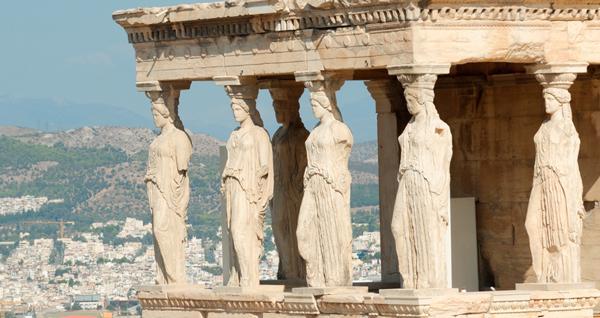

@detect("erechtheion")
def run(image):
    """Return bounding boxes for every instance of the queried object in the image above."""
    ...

[114,0,600,316]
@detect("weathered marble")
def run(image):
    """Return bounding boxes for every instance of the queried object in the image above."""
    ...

[268,82,308,282]
[143,85,193,285]
[136,284,600,318]
[222,83,274,287]
[113,0,600,297]
[389,65,453,289]
[525,64,588,284]
[365,79,410,283]
[296,76,354,287]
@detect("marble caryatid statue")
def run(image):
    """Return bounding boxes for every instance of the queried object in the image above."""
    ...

[297,86,354,287]
[222,86,274,287]
[392,74,452,289]
[269,86,309,282]
[525,74,584,283]
[144,92,193,285]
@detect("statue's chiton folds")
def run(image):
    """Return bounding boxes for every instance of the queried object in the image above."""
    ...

[222,84,274,287]
[525,72,585,283]
[297,80,354,287]
[145,89,193,285]
[269,83,309,282]
[392,73,452,289]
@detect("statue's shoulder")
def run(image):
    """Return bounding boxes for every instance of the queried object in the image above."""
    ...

[433,119,451,138]
[247,125,271,143]
[172,129,193,149]
[331,120,353,144]
[331,120,352,135]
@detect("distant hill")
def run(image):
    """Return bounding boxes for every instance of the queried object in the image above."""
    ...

[2,126,222,156]
[0,96,150,131]
[0,126,379,242]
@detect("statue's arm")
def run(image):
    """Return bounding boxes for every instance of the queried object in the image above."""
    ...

[257,131,274,210]
[175,135,193,175]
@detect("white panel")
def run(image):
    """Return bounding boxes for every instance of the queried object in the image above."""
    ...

[451,197,479,291]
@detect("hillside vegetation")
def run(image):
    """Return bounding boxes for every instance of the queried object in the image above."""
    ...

[0,126,379,243]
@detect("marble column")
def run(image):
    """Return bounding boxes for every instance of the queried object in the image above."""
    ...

[387,64,453,289]
[264,80,308,282]
[138,80,193,285]
[524,63,588,284]
[214,76,274,287]
[294,71,354,287]
[365,80,411,283]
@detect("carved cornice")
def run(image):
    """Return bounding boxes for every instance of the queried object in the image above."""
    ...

[116,2,600,44]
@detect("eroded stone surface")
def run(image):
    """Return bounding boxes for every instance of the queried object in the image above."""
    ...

[143,84,193,285]
[268,82,308,282]
[391,66,453,289]
[296,77,354,287]
[222,82,274,287]
[525,65,587,284]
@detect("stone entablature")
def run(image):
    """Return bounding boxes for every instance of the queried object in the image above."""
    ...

[113,1,600,83]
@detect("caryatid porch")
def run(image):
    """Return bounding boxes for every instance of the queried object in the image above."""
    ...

[114,0,600,316]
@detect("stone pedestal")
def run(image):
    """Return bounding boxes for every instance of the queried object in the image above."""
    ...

[292,286,368,296]
[214,285,285,294]
[137,284,600,318]
[516,282,597,291]
[379,288,459,297]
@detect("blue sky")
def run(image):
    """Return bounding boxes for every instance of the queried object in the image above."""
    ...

[0,1,376,141]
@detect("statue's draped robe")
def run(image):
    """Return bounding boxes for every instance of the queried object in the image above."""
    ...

[297,120,353,287]
[525,119,583,283]
[271,122,309,281]
[392,117,452,289]
[145,127,192,284]
[223,125,274,287]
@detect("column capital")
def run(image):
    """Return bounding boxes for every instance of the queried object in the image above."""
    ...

[138,81,190,131]
[262,80,304,103]
[137,80,191,93]
[294,71,345,121]
[293,71,349,92]
[525,63,589,75]
[526,63,588,90]
[388,64,450,91]
[387,64,451,76]
[212,76,257,87]
[213,76,259,100]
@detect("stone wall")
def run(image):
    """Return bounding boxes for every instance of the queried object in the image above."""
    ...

[435,73,600,290]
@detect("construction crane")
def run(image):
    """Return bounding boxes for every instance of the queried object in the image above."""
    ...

[22,220,75,239]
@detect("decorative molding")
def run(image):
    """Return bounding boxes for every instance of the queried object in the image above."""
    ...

[117,4,600,44]
[136,285,600,317]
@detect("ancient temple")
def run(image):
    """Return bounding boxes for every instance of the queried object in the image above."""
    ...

[113,0,600,316]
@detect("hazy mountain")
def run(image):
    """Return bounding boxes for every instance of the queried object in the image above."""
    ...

[0,96,150,132]
[2,125,222,156]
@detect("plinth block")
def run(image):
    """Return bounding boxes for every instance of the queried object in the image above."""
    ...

[379,288,459,297]
[214,285,285,294]
[516,282,597,291]
[291,286,369,296]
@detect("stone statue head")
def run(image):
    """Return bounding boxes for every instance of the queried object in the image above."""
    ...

[399,74,439,118]
[543,87,572,119]
[310,90,342,121]
[310,91,332,118]
[151,98,174,129]
[231,97,264,127]
[273,100,301,126]
[403,87,438,118]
